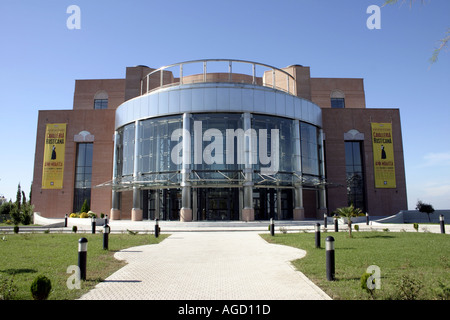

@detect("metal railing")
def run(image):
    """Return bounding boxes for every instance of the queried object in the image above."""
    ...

[140,59,296,96]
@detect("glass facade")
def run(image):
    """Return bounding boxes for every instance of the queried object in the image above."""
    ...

[73,143,93,212]
[345,141,366,211]
[114,112,323,220]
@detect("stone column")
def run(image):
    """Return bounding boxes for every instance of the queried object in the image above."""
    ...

[242,112,255,221]
[317,129,327,218]
[292,120,304,220]
[180,113,192,221]
[131,120,143,221]
[111,131,121,220]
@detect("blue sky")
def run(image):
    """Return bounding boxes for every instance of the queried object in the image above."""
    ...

[0,0,449,210]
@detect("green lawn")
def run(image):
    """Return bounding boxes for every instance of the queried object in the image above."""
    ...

[261,231,450,300]
[0,232,168,300]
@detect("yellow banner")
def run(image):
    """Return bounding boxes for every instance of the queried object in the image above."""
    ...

[371,123,396,188]
[42,123,66,189]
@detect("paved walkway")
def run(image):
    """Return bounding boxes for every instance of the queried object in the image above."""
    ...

[79,231,331,300]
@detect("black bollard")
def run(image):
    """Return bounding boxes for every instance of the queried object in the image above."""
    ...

[440,215,445,234]
[315,223,321,248]
[91,216,96,234]
[366,212,369,226]
[334,216,339,232]
[324,213,327,229]
[155,218,160,238]
[64,214,68,227]
[78,238,88,280]
[326,236,335,281]
[103,224,110,250]
[270,218,275,236]
[105,214,108,225]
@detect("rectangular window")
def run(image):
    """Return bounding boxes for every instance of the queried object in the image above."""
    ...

[345,141,366,212]
[73,143,93,212]
[94,99,108,109]
[331,98,345,108]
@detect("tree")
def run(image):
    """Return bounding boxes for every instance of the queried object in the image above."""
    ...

[416,200,434,222]
[80,199,90,213]
[383,0,449,64]
[334,204,363,237]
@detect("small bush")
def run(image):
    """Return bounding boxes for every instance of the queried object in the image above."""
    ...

[413,223,419,232]
[30,275,52,300]
[79,212,89,218]
[69,213,79,218]
[360,272,375,297]
[13,225,19,234]
[354,224,359,231]
[72,226,78,233]
[80,199,90,214]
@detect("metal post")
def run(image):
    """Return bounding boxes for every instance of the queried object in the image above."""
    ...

[78,238,88,280]
[270,218,275,236]
[64,214,68,228]
[366,212,369,225]
[440,215,445,234]
[91,216,96,234]
[324,213,327,228]
[334,216,338,232]
[103,224,110,250]
[105,215,108,225]
[326,236,335,281]
[315,223,321,248]
[155,218,160,238]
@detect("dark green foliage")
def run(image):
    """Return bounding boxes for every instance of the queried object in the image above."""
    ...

[30,275,52,300]
[80,199,90,213]
[416,200,435,222]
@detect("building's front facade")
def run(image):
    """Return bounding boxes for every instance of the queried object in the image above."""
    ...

[32,59,407,221]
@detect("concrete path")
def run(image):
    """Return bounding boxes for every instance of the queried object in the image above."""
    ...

[79,231,331,300]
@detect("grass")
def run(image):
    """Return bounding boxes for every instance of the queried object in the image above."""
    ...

[261,231,450,300]
[0,232,168,300]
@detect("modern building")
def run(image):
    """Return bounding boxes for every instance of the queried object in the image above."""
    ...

[31,59,407,221]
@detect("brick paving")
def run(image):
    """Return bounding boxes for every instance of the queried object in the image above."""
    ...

[79,231,331,300]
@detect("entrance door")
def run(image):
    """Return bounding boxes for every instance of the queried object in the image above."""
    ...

[197,188,239,221]
[143,189,181,221]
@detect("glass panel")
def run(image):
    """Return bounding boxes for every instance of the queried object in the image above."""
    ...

[73,143,93,212]
[300,122,319,176]
[344,141,365,212]
[331,98,345,109]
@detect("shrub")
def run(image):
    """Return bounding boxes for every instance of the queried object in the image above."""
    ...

[72,226,78,233]
[413,223,419,232]
[13,226,19,234]
[30,275,52,300]
[69,213,78,218]
[354,224,359,231]
[79,212,89,218]
[87,211,97,218]
[80,199,90,214]
[360,272,375,298]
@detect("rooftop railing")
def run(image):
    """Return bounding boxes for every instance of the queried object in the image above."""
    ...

[140,59,296,96]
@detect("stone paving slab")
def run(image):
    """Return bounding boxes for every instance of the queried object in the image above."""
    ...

[79,231,331,300]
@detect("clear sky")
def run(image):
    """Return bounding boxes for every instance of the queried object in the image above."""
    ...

[0,0,449,210]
